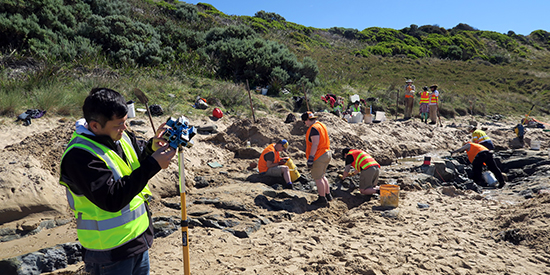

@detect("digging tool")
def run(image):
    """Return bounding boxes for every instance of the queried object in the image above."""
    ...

[302,83,310,112]
[177,147,191,275]
[521,104,536,125]
[245,80,256,123]
[133,88,156,133]
[395,89,399,119]
[437,104,443,127]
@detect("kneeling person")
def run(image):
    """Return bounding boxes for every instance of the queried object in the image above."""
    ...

[342,148,380,195]
[258,139,292,186]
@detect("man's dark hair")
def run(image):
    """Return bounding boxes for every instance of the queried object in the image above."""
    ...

[83,88,128,126]
[342,148,351,160]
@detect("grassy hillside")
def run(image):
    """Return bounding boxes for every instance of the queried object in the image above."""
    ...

[1,0,549,119]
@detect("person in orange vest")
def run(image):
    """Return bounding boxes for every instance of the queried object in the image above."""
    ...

[428,84,439,124]
[404,79,416,119]
[301,111,333,206]
[341,148,381,195]
[419,86,430,123]
[258,139,292,186]
[450,141,505,188]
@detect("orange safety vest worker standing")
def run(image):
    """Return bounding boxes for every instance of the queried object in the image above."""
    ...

[419,86,430,123]
[404,79,415,119]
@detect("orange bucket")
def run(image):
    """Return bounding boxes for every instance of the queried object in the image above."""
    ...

[379,184,399,207]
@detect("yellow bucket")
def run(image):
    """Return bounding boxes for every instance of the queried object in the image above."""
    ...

[379,184,399,207]
[284,157,301,182]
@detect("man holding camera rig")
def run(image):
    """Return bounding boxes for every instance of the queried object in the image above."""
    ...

[59,88,176,275]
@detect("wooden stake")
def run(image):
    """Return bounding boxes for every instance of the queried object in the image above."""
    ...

[302,83,310,112]
[245,80,256,123]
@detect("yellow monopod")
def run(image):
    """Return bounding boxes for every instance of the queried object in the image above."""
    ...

[178,147,191,275]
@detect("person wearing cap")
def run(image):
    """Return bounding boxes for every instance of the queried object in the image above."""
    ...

[404,79,416,119]
[346,100,364,123]
[258,139,292,186]
[301,111,332,206]
[419,86,430,123]
[428,84,439,124]
[450,142,505,188]
[341,148,381,195]
[468,126,495,150]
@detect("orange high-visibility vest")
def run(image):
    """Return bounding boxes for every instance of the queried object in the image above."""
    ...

[306,121,330,161]
[258,143,280,173]
[430,92,439,104]
[466,142,488,163]
[347,149,380,171]
[420,91,430,104]
[405,85,414,98]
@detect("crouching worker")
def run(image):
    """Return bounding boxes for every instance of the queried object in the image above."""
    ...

[258,139,292,186]
[342,148,381,195]
[450,141,505,188]
[59,88,177,275]
[468,125,495,150]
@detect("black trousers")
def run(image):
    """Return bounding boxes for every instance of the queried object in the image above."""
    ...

[471,151,505,185]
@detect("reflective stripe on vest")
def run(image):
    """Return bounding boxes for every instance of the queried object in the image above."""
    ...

[258,143,280,173]
[430,93,438,104]
[466,142,488,163]
[419,91,430,104]
[306,122,330,161]
[347,150,380,171]
[472,130,490,143]
[59,131,150,251]
[353,106,360,112]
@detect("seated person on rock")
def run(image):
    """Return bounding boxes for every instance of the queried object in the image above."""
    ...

[468,125,495,150]
[450,141,505,188]
[341,148,381,195]
[258,139,292,186]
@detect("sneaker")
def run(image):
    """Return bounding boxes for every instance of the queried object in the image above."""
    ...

[311,196,328,206]
[326,192,333,201]
[429,121,436,125]
[498,181,506,189]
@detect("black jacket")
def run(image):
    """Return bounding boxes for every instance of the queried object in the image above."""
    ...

[60,128,161,262]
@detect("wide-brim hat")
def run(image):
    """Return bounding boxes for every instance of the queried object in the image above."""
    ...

[301,111,317,121]
[430,84,438,88]
[406,79,413,83]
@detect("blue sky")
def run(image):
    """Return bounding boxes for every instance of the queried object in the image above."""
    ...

[185,0,547,36]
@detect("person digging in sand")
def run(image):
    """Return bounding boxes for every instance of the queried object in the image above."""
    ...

[450,141,505,188]
[341,148,381,195]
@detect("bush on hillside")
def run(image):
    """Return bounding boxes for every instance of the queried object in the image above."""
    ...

[254,10,285,22]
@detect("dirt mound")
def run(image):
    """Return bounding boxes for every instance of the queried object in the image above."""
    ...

[493,193,550,252]
[4,122,73,176]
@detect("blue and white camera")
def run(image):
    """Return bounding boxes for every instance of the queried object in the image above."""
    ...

[163,116,196,149]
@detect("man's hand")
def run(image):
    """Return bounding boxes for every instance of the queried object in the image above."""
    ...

[152,122,169,151]
[307,156,314,168]
[152,145,176,169]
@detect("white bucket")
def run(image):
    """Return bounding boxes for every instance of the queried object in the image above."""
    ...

[531,140,540,150]
[348,112,363,123]
[127,101,136,118]
[261,88,268,95]
[350,94,360,103]
[364,114,373,124]
[482,171,497,187]
[375,111,386,122]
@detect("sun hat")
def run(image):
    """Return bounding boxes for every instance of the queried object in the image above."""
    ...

[430,84,438,88]
[301,111,317,121]
[406,79,413,83]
